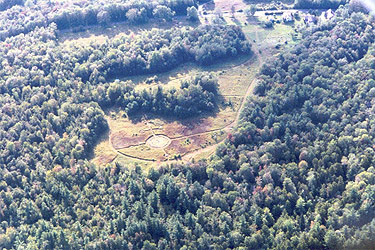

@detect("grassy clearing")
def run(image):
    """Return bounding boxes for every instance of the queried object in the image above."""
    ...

[217,61,259,96]
[186,144,217,162]
[92,93,242,166]
[115,154,156,172]
[90,1,300,167]
[215,0,248,13]
[91,48,258,167]
[119,145,166,162]
[91,130,117,166]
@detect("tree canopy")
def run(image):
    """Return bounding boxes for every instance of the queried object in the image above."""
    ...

[1,2,375,250]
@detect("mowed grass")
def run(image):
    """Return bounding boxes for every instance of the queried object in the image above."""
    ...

[119,145,166,162]
[217,58,260,96]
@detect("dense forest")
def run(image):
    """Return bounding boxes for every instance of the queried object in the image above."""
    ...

[0,19,250,248]
[294,0,348,9]
[2,1,375,250]
[0,0,198,41]
[69,25,251,81]
[0,22,248,166]
[0,0,23,11]
[95,74,219,118]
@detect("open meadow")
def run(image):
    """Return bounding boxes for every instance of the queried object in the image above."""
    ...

[89,0,300,168]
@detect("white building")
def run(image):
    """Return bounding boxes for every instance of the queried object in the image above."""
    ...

[282,12,294,23]
[320,9,335,22]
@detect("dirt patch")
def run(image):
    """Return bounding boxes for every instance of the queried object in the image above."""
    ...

[92,154,117,166]
[214,0,247,12]
[162,119,211,138]
[119,145,167,162]
[111,130,150,149]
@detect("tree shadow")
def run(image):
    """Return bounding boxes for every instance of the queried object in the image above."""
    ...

[86,125,110,161]
[201,0,215,12]
[126,92,225,126]
[246,15,262,25]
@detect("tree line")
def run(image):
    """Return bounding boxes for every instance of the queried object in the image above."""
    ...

[294,0,348,9]
[69,25,251,82]
[100,74,219,118]
[0,0,198,41]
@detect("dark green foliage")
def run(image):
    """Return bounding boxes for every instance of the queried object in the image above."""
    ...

[0,0,198,41]
[68,25,251,81]
[123,74,219,117]
[2,2,375,250]
[0,0,23,11]
[0,17,251,248]
[294,0,348,9]
[97,74,219,118]
[187,6,199,22]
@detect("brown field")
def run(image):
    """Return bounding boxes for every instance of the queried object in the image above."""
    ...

[91,131,118,166]
[91,50,261,167]
[91,91,242,166]
[111,129,150,149]
[118,145,167,162]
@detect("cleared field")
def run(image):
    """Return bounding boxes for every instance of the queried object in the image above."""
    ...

[91,94,241,165]
[119,145,166,162]
[92,131,118,166]
[90,0,300,168]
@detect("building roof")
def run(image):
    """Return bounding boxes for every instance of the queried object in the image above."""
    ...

[320,9,335,22]
[282,12,293,22]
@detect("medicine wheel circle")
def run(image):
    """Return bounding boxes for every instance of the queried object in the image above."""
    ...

[146,135,171,149]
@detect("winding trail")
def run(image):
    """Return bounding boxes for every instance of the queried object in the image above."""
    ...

[175,31,263,162]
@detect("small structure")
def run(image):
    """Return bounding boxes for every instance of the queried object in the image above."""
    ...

[282,12,294,23]
[267,15,275,22]
[320,9,335,22]
[304,14,317,25]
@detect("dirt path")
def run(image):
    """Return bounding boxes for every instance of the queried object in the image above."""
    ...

[176,32,262,162]
[226,30,262,129]
[172,66,259,163]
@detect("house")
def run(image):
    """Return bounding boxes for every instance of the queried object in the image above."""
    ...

[320,9,335,22]
[282,12,294,23]
[267,15,275,22]
[304,14,317,25]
